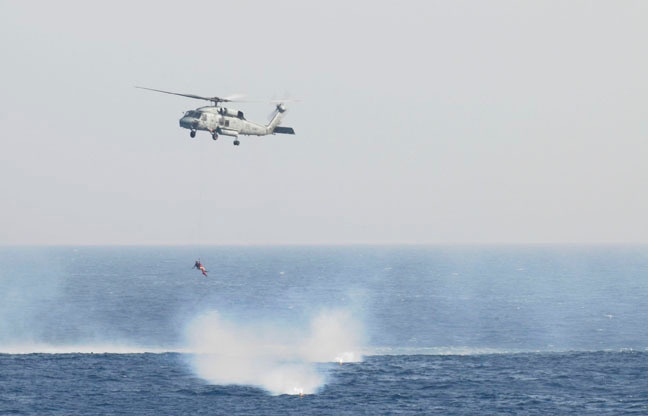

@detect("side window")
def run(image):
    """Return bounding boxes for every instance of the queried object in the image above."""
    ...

[225,120,230,127]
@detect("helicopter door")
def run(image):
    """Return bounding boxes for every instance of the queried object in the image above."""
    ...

[201,113,215,130]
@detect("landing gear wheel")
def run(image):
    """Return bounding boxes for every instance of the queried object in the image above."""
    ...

[190,130,196,138]
[233,140,240,146]
[212,132,218,140]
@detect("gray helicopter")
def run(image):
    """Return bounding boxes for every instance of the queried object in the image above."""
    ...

[136,86,295,146]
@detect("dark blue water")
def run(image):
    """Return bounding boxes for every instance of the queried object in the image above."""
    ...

[2,351,647,415]
[1,246,648,414]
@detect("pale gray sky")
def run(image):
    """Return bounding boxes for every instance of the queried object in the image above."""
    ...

[1,1,646,245]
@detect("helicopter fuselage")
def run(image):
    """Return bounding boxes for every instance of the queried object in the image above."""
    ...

[179,106,268,138]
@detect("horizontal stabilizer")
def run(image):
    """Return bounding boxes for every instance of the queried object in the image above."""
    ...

[273,126,295,135]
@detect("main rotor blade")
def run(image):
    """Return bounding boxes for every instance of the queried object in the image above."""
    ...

[135,86,232,103]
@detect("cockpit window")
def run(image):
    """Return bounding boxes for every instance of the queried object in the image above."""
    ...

[184,110,201,118]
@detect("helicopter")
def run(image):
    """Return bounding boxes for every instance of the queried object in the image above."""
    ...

[136,86,295,146]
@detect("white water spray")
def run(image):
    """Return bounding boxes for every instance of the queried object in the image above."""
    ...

[184,308,364,395]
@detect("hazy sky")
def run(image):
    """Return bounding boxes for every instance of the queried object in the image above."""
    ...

[1,1,646,245]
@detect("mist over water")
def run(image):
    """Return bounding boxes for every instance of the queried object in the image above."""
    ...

[184,309,364,395]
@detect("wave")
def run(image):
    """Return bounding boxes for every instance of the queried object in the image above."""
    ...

[0,344,187,355]
[366,346,648,356]
[366,346,528,356]
[4,344,646,356]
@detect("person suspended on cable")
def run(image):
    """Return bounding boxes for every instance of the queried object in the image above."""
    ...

[193,259,208,277]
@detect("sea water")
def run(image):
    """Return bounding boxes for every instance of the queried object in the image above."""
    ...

[1,245,647,414]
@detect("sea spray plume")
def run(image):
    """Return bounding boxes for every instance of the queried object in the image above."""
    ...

[299,309,364,364]
[184,309,364,395]
[184,311,324,394]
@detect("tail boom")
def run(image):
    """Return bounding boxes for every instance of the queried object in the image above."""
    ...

[266,103,295,135]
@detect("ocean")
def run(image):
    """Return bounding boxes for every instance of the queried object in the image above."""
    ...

[1,245,647,414]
